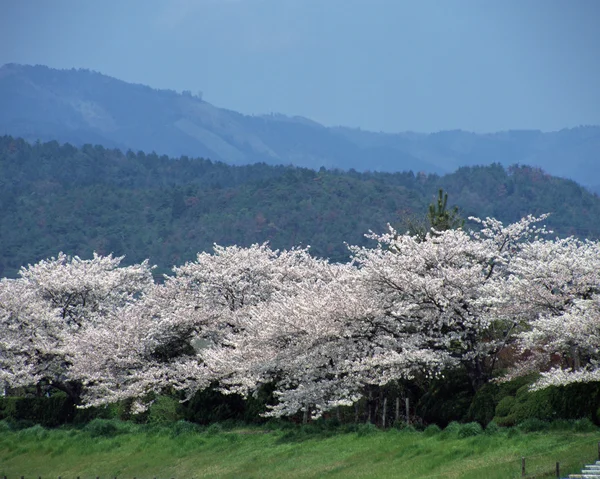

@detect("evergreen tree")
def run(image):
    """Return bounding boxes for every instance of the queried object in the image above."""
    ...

[428,188,464,233]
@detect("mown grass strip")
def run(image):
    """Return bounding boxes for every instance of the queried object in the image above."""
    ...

[0,422,598,479]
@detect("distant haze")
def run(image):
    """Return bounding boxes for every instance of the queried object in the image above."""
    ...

[1,0,599,133]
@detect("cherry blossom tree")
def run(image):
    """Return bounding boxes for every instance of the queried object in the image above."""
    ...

[209,269,448,419]
[5,214,599,420]
[349,214,552,392]
[68,244,335,410]
[504,237,600,389]
[0,253,154,401]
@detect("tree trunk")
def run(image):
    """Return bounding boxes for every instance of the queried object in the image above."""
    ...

[382,397,388,429]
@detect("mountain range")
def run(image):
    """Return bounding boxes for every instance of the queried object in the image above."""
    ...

[1,63,599,193]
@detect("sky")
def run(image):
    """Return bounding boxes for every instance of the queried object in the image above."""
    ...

[1,0,599,133]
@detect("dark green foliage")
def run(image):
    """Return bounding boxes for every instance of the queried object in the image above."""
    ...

[495,396,516,418]
[180,385,272,425]
[466,374,541,426]
[423,424,442,436]
[84,418,134,437]
[466,382,500,426]
[71,404,116,424]
[2,137,600,279]
[573,418,597,432]
[494,415,516,428]
[169,419,202,436]
[148,395,185,424]
[484,421,500,435]
[517,418,550,432]
[0,393,75,427]
[428,188,464,233]
[492,381,600,427]
[511,385,555,423]
[417,369,475,427]
[548,419,574,431]
[458,422,483,438]
[355,423,379,436]
[205,422,224,435]
[440,421,461,438]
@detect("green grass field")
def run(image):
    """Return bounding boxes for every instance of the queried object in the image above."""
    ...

[0,421,598,479]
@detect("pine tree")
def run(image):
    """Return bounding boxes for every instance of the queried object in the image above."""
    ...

[428,188,464,233]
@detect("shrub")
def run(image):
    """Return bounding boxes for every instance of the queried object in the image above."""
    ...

[416,370,474,426]
[573,418,597,433]
[393,420,416,433]
[467,382,500,426]
[512,385,554,422]
[170,420,201,437]
[440,421,461,438]
[0,393,75,427]
[458,422,483,438]
[518,418,549,432]
[18,424,48,440]
[485,421,500,435]
[423,424,442,436]
[84,419,133,438]
[548,419,573,431]
[494,396,517,427]
[264,419,295,431]
[356,423,378,437]
[495,396,515,418]
[206,422,223,435]
[494,414,516,427]
[493,381,600,425]
[72,404,115,424]
[148,396,183,424]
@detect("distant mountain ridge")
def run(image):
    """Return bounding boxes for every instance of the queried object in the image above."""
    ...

[1,63,599,188]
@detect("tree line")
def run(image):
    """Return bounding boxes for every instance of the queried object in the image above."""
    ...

[1,136,600,280]
[2,206,599,425]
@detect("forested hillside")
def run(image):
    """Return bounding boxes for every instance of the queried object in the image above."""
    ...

[1,135,600,278]
[2,64,600,189]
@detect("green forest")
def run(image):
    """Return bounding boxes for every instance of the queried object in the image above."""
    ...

[1,135,599,279]
[3,136,600,479]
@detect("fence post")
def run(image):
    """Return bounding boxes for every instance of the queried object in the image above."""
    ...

[521,457,526,477]
[556,462,560,478]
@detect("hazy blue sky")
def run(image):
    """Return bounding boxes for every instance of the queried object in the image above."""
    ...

[1,0,599,132]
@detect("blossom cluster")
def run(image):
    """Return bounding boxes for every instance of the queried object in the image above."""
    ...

[1,215,598,418]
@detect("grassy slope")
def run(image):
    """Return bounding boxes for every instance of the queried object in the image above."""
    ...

[0,424,598,479]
